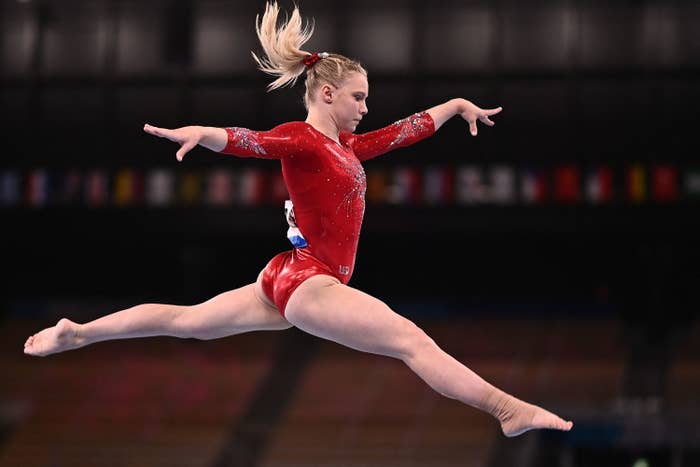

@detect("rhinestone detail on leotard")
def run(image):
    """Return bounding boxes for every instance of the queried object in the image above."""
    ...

[225,127,268,155]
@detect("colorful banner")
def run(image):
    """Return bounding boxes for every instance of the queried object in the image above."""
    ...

[114,169,143,207]
[490,165,516,204]
[366,168,388,205]
[423,166,454,205]
[206,168,235,206]
[626,163,646,203]
[25,168,50,208]
[520,167,548,205]
[388,167,421,204]
[2,163,699,209]
[239,168,266,205]
[684,166,700,201]
[585,166,614,204]
[269,171,289,205]
[456,166,485,204]
[179,171,203,206]
[651,164,678,203]
[85,169,110,208]
[146,168,176,207]
[553,165,580,203]
[0,170,21,207]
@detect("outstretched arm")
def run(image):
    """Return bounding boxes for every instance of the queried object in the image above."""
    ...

[143,124,228,161]
[351,99,503,162]
[425,98,503,135]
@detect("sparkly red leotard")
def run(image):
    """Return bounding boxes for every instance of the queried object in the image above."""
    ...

[220,111,435,315]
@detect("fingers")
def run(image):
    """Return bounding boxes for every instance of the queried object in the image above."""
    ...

[464,105,502,136]
[469,120,478,136]
[176,140,196,162]
[480,107,502,125]
[143,123,163,136]
[144,123,178,142]
[479,115,495,126]
[473,106,502,132]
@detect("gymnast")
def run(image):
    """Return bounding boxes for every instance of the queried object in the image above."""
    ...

[25,1,573,438]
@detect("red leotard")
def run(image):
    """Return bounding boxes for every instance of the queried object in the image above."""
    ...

[220,112,435,315]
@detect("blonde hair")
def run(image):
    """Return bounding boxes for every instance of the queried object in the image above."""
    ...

[251,1,367,108]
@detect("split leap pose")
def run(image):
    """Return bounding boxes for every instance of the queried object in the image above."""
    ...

[25,1,573,438]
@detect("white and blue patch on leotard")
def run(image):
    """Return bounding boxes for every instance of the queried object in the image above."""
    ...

[284,200,308,248]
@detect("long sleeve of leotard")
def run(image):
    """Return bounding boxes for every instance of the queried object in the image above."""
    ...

[219,122,305,160]
[347,111,435,162]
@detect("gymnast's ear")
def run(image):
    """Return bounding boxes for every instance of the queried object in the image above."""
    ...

[320,83,334,104]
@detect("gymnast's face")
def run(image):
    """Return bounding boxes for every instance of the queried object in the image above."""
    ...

[327,72,369,133]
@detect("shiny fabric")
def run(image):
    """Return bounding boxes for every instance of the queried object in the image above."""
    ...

[260,249,335,314]
[221,112,436,315]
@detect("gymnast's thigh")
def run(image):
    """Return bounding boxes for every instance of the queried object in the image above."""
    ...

[284,275,425,359]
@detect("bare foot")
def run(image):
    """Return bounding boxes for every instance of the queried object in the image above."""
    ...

[24,319,86,357]
[487,390,574,437]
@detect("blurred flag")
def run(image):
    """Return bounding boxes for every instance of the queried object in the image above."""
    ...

[179,171,203,206]
[650,164,678,203]
[684,166,700,201]
[146,168,175,207]
[423,166,454,205]
[520,167,548,205]
[239,168,266,205]
[625,163,646,203]
[387,166,421,205]
[85,169,110,208]
[133,170,145,205]
[55,169,83,206]
[114,168,143,207]
[206,168,235,206]
[553,165,580,203]
[0,170,21,207]
[585,165,614,204]
[366,167,388,205]
[26,168,50,208]
[269,171,289,205]
[114,169,129,206]
[489,165,516,205]
[456,166,485,205]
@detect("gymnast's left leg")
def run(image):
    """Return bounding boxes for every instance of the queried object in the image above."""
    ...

[284,275,573,438]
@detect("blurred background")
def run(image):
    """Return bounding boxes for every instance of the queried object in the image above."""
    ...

[1,0,699,465]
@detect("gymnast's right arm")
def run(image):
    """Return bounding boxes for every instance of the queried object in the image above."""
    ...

[144,123,295,161]
[143,124,228,161]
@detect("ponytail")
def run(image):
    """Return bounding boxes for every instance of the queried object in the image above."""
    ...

[251,1,314,91]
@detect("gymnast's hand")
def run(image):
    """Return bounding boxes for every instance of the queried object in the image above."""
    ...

[143,124,204,161]
[458,99,503,136]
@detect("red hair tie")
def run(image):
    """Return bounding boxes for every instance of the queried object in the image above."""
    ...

[304,52,329,68]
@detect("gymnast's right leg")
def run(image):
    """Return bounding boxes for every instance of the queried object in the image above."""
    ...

[24,272,291,357]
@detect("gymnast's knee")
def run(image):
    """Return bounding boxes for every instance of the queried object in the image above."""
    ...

[394,319,437,362]
[170,306,210,339]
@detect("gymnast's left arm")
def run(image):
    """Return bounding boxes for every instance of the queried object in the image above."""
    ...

[351,99,502,162]
[425,98,503,136]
